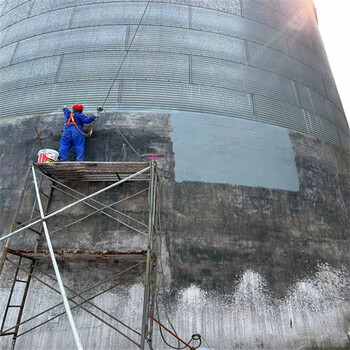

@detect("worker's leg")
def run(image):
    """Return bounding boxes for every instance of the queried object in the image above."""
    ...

[58,131,73,161]
[72,130,85,161]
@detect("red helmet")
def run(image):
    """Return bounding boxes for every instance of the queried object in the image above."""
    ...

[72,103,84,111]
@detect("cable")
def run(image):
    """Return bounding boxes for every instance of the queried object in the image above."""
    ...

[154,181,202,350]
[200,335,212,349]
[102,108,144,159]
[101,0,152,108]
[98,0,153,159]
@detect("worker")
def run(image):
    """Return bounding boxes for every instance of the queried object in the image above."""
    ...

[58,104,98,162]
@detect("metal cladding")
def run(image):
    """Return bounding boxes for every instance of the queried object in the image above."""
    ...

[0,0,349,149]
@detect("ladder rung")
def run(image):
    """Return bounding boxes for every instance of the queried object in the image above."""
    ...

[27,227,41,235]
[15,279,28,283]
[8,305,22,308]
[40,190,50,199]
[0,332,16,336]
[15,223,41,235]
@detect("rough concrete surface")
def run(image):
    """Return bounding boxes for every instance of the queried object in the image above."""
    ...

[0,112,349,349]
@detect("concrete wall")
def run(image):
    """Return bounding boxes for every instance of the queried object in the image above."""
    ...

[0,112,349,349]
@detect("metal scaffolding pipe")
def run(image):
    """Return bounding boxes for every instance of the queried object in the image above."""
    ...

[0,166,150,242]
[31,165,84,350]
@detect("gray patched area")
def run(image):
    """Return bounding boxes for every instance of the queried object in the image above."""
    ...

[170,112,300,191]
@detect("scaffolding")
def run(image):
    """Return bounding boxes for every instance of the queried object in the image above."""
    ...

[0,161,160,350]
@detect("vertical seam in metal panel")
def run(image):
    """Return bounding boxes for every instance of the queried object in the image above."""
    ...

[9,41,19,65]
[321,77,329,99]
[118,78,123,103]
[125,24,130,51]
[54,55,64,83]
[188,6,192,29]
[189,54,192,84]
[335,126,342,148]
[68,6,77,29]
[239,0,244,17]
[28,0,35,18]
[277,0,281,13]
[285,37,291,56]
[302,109,310,134]
[291,81,301,107]
[244,40,250,65]
[0,0,6,17]
[307,86,316,114]
[251,93,257,121]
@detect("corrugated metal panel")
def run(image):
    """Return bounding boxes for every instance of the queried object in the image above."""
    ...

[242,0,283,30]
[191,56,297,105]
[0,56,60,93]
[242,0,313,49]
[0,2,4,17]
[287,38,333,83]
[191,56,245,91]
[312,31,330,67]
[248,42,325,96]
[57,51,189,83]
[0,0,347,150]
[0,8,73,48]
[30,0,241,17]
[309,89,334,123]
[12,26,128,64]
[328,102,349,134]
[72,2,189,29]
[242,65,298,105]
[0,42,17,68]
[295,83,336,125]
[338,129,350,151]
[119,80,254,119]
[279,0,317,38]
[251,0,279,10]
[254,95,307,133]
[128,25,247,64]
[302,109,340,146]
[295,83,314,113]
[323,79,345,113]
[192,7,289,54]
[0,81,111,118]
[0,1,32,31]
[2,0,31,14]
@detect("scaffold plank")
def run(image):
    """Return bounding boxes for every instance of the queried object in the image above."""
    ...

[7,249,147,261]
[36,162,150,181]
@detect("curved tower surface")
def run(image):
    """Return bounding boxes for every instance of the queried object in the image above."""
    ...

[0,0,349,349]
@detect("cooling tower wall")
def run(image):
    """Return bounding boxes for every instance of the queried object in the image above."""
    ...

[0,0,349,349]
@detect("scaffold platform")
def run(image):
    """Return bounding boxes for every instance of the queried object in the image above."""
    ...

[38,162,150,181]
[0,160,160,350]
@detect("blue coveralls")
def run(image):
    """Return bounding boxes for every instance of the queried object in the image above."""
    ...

[58,108,96,161]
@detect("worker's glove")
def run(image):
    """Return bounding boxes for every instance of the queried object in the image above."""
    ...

[97,107,104,112]
[63,105,67,110]
[95,114,99,120]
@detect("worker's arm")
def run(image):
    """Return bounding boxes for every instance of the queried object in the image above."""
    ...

[62,106,71,119]
[79,113,96,124]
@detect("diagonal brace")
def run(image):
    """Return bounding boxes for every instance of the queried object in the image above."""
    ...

[0,166,150,242]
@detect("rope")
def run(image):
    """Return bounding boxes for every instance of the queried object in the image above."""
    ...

[103,108,144,159]
[101,0,153,109]
[154,181,203,350]
[98,0,153,159]
[73,118,97,137]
